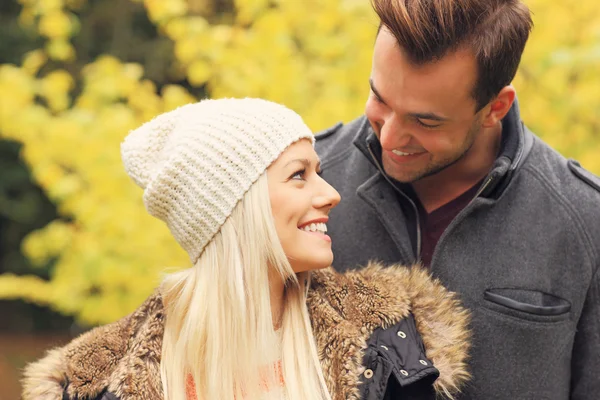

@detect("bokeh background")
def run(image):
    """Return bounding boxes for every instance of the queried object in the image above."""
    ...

[0,0,598,398]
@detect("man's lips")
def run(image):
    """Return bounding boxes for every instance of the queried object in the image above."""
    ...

[385,149,427,164]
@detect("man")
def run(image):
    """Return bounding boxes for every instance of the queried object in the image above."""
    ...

[316,0,600,398]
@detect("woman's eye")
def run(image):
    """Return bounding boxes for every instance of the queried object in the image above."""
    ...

[291,169,306,180]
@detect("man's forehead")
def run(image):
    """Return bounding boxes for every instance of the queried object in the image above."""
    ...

[372,32,477,113]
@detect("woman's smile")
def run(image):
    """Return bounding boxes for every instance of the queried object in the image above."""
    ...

[298,218,331,242]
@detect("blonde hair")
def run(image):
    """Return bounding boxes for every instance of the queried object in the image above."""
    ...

[160,172,331,400]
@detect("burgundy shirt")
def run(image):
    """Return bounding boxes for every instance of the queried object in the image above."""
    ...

[416,182,482,267]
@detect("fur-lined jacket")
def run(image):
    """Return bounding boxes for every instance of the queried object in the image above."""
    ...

[22,263,471,400]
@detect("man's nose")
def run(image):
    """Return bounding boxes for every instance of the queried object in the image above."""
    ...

[379,118,411,150]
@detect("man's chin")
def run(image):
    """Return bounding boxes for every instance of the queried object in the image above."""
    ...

[382,163,422,184]
[384,159,457,184]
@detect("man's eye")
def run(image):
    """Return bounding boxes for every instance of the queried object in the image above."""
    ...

[371,93,384,104]
[416,119,441,129]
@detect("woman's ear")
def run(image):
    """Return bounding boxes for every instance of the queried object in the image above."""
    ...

[481,86,516,128]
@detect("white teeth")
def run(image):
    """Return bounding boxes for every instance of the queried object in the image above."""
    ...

[392,149,415,156]
[301,222,327,234]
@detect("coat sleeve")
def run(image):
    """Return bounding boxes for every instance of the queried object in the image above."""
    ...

[570,266,600,399]
[22,316,131,400]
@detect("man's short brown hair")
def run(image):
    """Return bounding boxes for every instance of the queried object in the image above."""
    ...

[372,0,533,111]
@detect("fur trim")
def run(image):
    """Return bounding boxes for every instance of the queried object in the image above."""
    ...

[309,262,470,399]
[407,266,471,398]
[308,263,413,400]
[21,292,165,400]
[22,348,67,400]
[22,263,470,400]
[107,294,164,400]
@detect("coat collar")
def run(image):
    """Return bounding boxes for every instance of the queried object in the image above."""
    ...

[22,263,470,400]
[309,263,470,399]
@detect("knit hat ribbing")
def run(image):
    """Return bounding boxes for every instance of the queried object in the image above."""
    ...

[121,98,314,263]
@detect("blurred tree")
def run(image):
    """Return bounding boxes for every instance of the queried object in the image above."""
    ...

[0,140,56,279]
[0,0,598,326]
[0,0,200,325]
[0,0,44,65]
[514,0,600,170]
[0,0,76,340]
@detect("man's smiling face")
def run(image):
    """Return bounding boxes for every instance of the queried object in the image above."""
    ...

[365,27,486,183]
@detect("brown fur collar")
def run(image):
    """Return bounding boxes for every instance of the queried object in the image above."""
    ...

[308,263,471,400]
[22,262,470,400]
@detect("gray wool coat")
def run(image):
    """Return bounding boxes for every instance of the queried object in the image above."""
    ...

[315,99,600,399]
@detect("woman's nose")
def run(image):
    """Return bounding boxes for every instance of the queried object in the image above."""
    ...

[314,178,341,210]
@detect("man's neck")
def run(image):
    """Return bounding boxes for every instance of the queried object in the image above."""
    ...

[412,122,502,213]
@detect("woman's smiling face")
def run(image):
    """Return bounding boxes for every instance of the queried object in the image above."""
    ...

[267,139,341,273]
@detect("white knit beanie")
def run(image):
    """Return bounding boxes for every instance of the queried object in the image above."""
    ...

[121,98,315,263]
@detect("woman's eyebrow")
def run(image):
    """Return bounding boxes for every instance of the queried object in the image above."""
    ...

[284,158,310,168]
[284,158,321,169]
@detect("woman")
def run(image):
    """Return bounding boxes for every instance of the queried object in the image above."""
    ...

[22,98,470,400]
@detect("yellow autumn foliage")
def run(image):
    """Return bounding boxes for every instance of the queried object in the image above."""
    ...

[0,0,598,325]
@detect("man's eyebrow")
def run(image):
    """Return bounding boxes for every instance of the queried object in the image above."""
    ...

[369,78,386,104]
[409,112,449,122]
[370,78,448,122]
